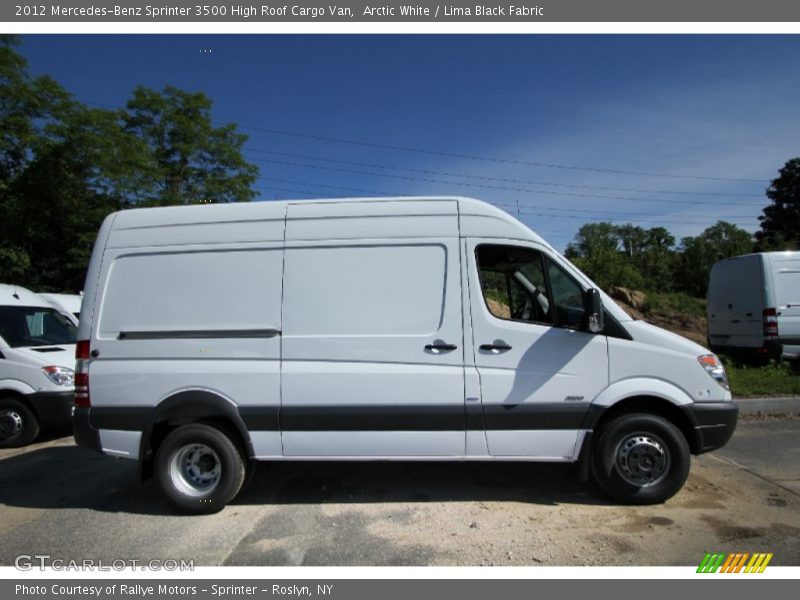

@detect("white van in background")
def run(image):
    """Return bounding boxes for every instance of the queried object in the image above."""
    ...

[40,293,83,325]
[0,284,77,447]
[708,252,800,360]
[73,197,737,513]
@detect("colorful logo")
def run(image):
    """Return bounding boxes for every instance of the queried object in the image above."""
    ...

[697,552,773,573]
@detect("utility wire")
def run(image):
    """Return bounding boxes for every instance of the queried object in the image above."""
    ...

[246,148,765,200]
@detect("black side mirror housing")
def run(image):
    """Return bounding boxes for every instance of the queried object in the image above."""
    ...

[584,288,605,333]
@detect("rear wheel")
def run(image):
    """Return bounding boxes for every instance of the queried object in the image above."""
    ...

[591,413,690,504]
[155,423,246,514]
[0,398,39,448]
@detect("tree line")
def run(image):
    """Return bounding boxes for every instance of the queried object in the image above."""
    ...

[0,36,258,292]
[565,158,800,298]
[1,35,798,297]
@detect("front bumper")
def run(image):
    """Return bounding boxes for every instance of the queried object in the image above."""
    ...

[27,390,74,428]
[72,406,102,453]
[682,401,739,454]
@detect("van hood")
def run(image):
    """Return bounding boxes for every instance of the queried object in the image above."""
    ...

[12,345,76,370]
[625,320,710,357]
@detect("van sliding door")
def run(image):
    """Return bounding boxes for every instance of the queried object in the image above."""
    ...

[279,201,465,457]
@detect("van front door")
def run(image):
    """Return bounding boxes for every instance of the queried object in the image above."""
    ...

[467,240,609,458]
[280,238,465,457]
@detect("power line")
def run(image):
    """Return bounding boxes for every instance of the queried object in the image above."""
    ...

[250,156,767,209]
[261,177,755,222]
[82,99,769,185]
[246,148,765,200]
[239,124,768,184]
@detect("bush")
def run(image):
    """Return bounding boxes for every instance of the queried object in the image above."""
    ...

[640,292,707,319]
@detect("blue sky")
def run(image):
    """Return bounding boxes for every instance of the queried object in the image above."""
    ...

[18,35,800,251]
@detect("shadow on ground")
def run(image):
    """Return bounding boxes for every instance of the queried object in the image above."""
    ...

[0,441,610,516]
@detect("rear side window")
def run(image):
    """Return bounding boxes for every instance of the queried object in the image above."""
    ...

[0,306,77,347]
[283,244,446,336]
[98,249,283,335]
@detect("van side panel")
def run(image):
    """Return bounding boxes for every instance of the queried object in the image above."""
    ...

[89,215,286,459]
[768,253,800,357]
[280,204,465,457]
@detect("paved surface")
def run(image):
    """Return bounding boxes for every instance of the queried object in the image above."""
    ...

[0,418,798,567]
[735,396,800,416]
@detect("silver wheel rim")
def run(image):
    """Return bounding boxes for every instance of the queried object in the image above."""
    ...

[169,443,221,497]
[614,432,671,487]
[0,409,24,441]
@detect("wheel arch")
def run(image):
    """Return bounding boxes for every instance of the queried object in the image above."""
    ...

[0,387,38,417]
[582,379,700,455]
[139,389,255,480]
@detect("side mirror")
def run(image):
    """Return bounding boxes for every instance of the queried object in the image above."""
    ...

[584,288,605,333]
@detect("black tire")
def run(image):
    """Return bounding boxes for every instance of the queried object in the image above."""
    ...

[155,423,246,515]
[591,413,690,505]
[0,398,40,448]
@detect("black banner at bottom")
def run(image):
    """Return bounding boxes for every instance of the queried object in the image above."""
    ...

[3,579,795,600]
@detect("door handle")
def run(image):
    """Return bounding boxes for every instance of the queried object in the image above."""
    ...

[480,342,513,352]
[425,342,458,352]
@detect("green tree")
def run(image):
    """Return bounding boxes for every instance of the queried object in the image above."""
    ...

[756,157,800,250]
[676,221,754,297]
[124,85,258,205]
[8,106,153,290]
[0,35,72,282]
[565,222,645,290]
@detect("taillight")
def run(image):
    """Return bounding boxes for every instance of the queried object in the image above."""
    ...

[763,308,778,339]
[75,340,91,408]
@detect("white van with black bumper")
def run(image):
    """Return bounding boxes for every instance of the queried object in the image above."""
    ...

[73,197,737,513]
[0,284,77,447]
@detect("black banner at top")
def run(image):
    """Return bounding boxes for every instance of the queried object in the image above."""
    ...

[5,0,800,22]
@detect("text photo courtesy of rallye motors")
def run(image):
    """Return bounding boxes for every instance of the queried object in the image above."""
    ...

[4,196,737,514]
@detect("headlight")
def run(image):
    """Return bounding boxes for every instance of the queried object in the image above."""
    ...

[697,354,729,390]
[42,366,75,387]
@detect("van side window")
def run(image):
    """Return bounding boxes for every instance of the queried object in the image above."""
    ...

[476,245,553,325]
[546,260,585,329]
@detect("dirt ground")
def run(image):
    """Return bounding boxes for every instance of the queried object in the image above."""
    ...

[0,418,798,567]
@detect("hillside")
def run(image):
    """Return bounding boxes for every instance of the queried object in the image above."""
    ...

[608,287,707,347]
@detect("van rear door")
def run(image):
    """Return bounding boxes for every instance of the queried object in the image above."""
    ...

[708,256,764,349]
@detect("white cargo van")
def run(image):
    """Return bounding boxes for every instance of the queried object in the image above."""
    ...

[40,293,82,325]
[74,197,737,513]
[0,284,77,447]
[708,252,800,360]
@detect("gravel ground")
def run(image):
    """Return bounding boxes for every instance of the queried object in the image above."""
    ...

[0,419,798,567]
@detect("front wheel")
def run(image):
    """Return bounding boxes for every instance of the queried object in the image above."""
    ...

[591,413,690,504]
[0,398,40,448]
[155,424,246,514]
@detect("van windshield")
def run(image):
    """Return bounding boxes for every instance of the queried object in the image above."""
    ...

[0,306,77,347]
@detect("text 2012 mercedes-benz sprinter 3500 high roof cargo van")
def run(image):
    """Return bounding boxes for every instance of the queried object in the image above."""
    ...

[1,284,77,447]
[73,197,738,513]
[708,252,800,360]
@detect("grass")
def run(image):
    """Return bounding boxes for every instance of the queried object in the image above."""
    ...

[640,291,707,319]
[724,358,800,398]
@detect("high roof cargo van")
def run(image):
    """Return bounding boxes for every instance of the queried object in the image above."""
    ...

[73,197,737,513]
[0,284,77,447]
[707,252,800,360]
[40,293,83,325]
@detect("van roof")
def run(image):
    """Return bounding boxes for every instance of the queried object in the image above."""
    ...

[0,284,51,308]
[718,251,800,261]
[109,196,549,247]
